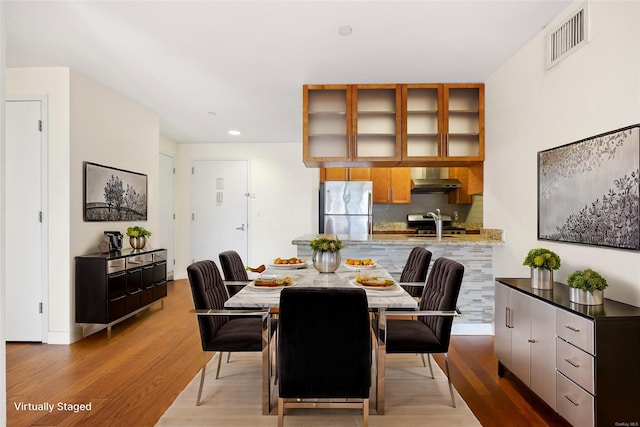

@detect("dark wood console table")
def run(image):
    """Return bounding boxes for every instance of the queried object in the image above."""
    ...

[76,247,168,338]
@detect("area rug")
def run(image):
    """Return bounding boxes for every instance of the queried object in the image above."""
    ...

[157,353,481,426]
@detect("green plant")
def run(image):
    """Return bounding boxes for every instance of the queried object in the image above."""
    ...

[523,248,561,270]
[567,268,608,293]
[309,236,344,253]
[126,226,152,238]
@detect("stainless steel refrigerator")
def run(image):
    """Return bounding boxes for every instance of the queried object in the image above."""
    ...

[319,181,373,237]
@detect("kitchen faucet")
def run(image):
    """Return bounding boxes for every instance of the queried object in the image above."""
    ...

[426,208,443,240]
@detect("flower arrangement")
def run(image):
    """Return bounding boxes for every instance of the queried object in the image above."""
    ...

[567,268,608,293]
[523,248,561,270]
[309,235,344,253]
[126,226,152,238]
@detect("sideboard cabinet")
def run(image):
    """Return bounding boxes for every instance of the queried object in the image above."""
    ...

[495,278,640,427]
[76,248,168,338]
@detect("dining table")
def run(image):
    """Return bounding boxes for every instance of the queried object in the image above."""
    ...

[224,259,419,415]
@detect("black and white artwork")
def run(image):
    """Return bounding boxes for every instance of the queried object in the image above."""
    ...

[538,124,640,250]
[84,162,148,221]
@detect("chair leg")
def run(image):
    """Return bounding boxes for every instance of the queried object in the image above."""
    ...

[363,398,369,427]
[226,352,231,363]
[277,398,284,427]
[196,363,206,406]
[443,352,456,408]
[426,354,434,379]
[215,351,223,379]
[420,353,426,367]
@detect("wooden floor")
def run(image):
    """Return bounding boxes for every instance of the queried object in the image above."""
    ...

[6,279,570,426]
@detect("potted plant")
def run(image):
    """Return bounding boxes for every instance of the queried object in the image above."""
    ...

[309,235,344,273]
[567,268,608,305]
[523,248,561,289]
[126,226,152,249]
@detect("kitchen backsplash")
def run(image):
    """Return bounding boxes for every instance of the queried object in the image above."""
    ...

[372,193,482,230]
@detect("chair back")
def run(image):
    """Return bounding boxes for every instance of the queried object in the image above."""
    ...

[400,247,432,297]
[187,260,229,351]
[219,251,249,296]
[277,287,371,399]
[419,257,464,350]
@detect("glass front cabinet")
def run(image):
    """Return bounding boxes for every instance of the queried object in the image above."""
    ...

[303,84,402,167]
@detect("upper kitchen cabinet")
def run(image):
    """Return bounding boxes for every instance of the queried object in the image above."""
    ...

[371,167,411,204]
[402,84,484,166]
[320,168,372,182]
[303,84,402,167]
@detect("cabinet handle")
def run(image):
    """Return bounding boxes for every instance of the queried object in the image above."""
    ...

[564,395,579,406]
[564,325,580,333]
[444,134,449,156]
[505,307,512,328]
[528,339,536,343]
[564,358,580,368]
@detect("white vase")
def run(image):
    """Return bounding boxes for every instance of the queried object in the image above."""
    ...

[312,250,341,273]
[569,288,604,305]
[530,268,554,290]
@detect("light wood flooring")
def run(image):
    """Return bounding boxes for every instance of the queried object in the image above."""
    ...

[6,279,570,426]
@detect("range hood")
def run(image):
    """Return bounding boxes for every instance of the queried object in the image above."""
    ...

[411,178,462,193]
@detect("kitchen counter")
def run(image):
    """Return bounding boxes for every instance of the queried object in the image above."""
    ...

[292,230,503,334]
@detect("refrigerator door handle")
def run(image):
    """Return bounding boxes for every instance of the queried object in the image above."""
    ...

[368,191,373,235]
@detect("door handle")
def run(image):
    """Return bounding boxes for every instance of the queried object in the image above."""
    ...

[236,224,246,231]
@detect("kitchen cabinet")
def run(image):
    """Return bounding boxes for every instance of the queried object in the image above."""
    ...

[402,84,484,166]
[320,167,410,204]
[320,167,371,182]
[76,248,168,338]
[496,278,640,426]
[495,282,556,409]
[371,167,411,204]
[448,163,483,204]
[303,84,402,167]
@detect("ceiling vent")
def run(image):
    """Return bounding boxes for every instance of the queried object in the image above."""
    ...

[546,2,590,70]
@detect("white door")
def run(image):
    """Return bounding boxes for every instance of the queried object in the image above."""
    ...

[159,153,175,279]
[5,98,47,341]
[190,159,249,269]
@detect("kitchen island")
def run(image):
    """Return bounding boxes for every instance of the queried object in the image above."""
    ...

[293,231,504,334]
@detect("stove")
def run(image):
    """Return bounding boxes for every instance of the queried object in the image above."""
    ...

[406,213,466,236]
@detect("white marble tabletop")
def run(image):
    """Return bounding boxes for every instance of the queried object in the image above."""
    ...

[224,263,418,310]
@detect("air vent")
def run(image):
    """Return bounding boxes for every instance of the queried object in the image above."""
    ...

[546,3,590,69]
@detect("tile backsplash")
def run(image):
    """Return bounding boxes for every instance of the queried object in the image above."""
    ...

[372,193,482,229]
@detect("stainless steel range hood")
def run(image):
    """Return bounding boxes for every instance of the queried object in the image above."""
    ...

[411,178,462,193]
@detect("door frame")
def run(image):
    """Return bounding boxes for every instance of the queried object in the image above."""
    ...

[6,95,49,342]
[189,157,251,265]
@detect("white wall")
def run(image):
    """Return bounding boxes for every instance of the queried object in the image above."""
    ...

[174,142,318,279]
[6,67,159,343]
[1,1,7,421]
[485,1,640,306]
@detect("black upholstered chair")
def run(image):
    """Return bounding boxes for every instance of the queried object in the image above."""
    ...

[187,260,273,406]
[218,250,249,297]
[384,257,464,407]
[398,247,433,298]
[277,287,372,427]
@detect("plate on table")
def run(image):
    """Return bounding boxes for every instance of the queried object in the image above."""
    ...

[249,275,294,290]
[349,277,398,291]
[268,257,309,269]
[343,258,377,269]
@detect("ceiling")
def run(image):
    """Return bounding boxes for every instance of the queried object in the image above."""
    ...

[5,0,571,144]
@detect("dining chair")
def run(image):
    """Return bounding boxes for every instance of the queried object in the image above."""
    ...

[384,257,464,407]
[186,259,274,406]
[399,247,433,298]
[218,250,249,297]
[277,287,372,427]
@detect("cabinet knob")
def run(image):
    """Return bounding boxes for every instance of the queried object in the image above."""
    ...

[528,339,536,343]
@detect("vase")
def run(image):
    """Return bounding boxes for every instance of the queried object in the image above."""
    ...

[312,250,341,273]
[530,268,554,290]
[129,236,147,250]
[569,288,604,305]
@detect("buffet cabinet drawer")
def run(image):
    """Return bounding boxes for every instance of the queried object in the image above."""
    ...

[557,371,595,427]
[556,337,595,394]
[556,309,594,355]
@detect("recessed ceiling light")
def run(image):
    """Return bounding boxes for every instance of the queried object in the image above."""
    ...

[338,25,352,36]
[228,130,241,136]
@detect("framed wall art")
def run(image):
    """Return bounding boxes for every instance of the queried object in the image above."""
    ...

[538,124,639,250]
[83,162,148,221]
